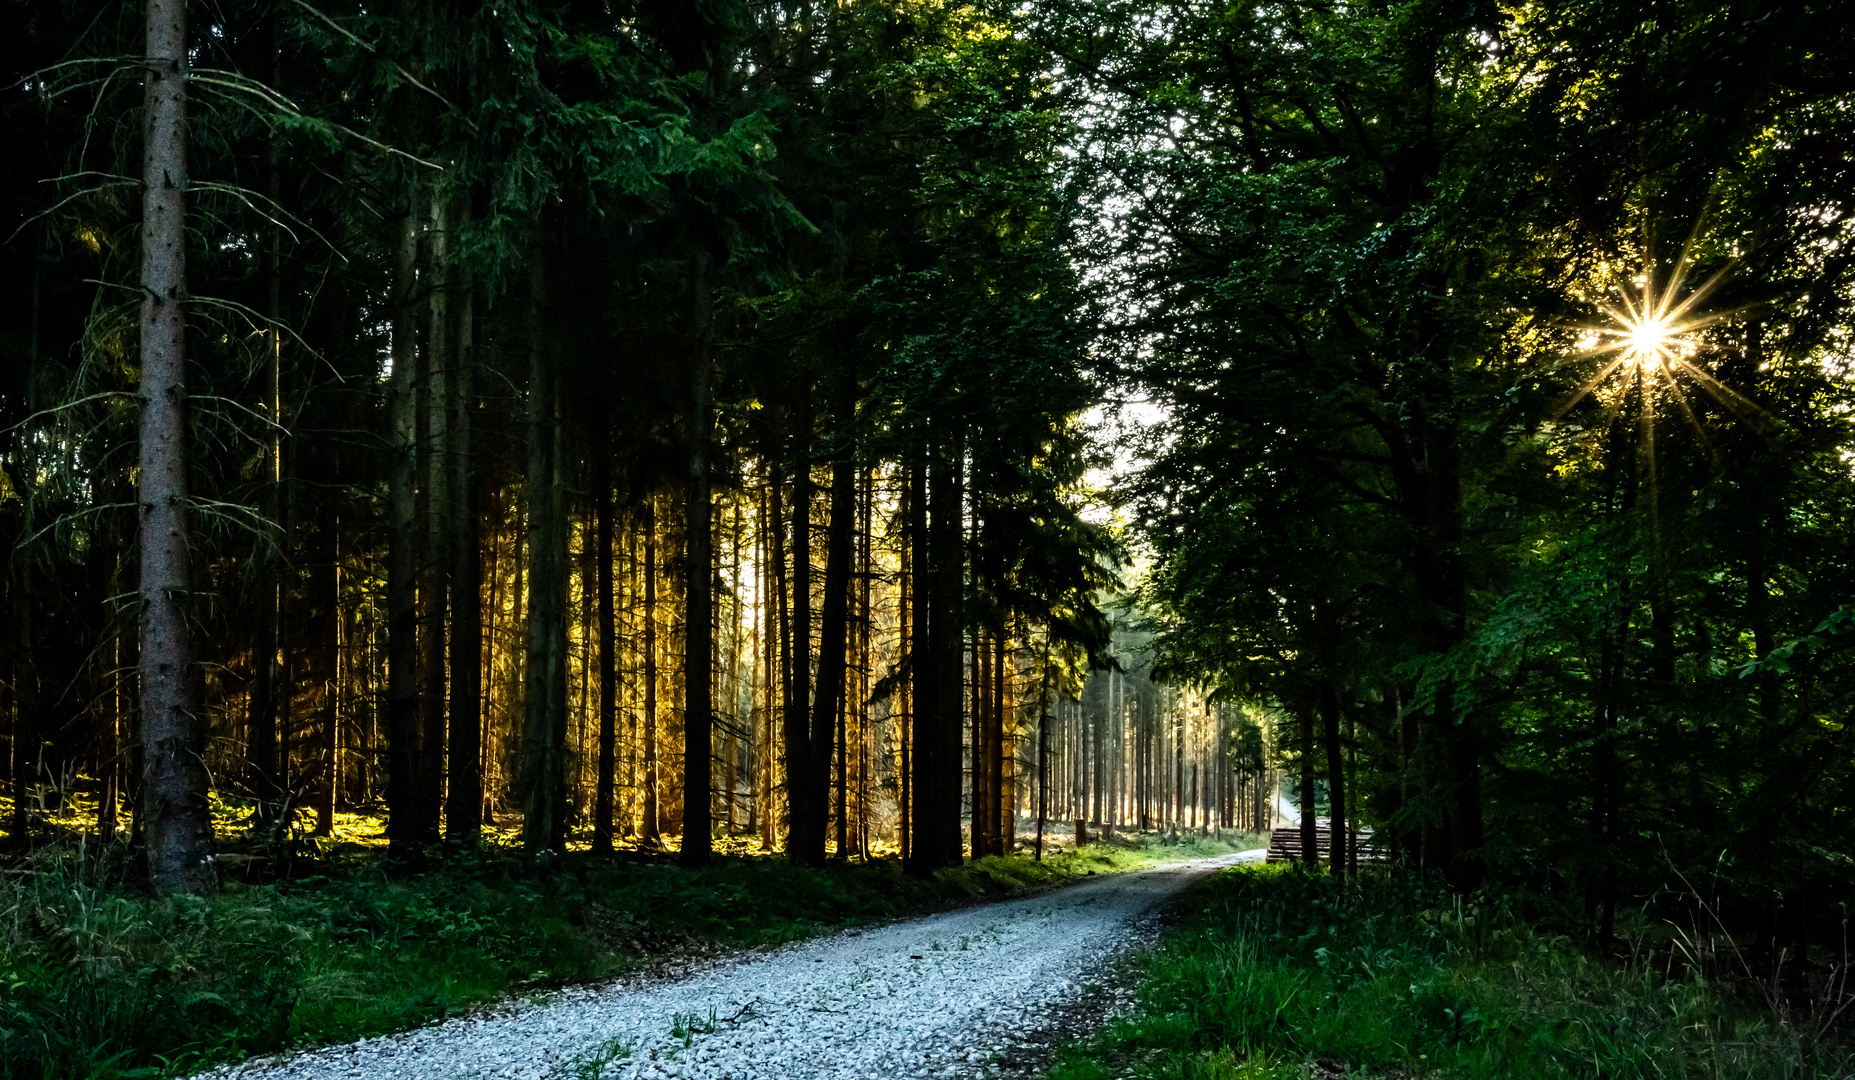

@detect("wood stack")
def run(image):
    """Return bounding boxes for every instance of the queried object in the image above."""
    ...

[1264,818,1385,864]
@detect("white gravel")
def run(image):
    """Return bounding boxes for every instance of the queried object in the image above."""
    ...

[215,851,1264,1080]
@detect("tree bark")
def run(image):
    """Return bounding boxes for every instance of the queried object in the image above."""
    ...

[785,406,814,857]
[930,432,965,864]
[138,0,213,896]
[681,249,716,867]
[245,8,285,830]
[896,481,911,864]
[446,283,483,845]
[973,625,992,857]
[642,499,661,844]
[521,243,569,855]
[1320,681,1346,874]
[592,428,617,853]
[315,523,339,836]
[797,361,856,865]
[904,456,935,874]
[385,205,421,863]
[819,360,860,868]
[1299,703,1317,868]
[1035,639,1052,861]
[995,626,1010,850]
[420,197,452,842]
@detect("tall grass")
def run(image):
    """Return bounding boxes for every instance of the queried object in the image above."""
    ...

[1049,865,1854,1080]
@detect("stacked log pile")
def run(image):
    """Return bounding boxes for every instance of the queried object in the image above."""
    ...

[1264,818,1385,864]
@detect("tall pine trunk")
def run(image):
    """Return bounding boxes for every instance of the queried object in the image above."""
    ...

[681,250,716,867]
[1034,640,1051,860]
[1298,704,1317,868]
[420,198,452,841]
[138,0,213,896]
[1320,682,1347,874]
[446,283,483,844]
[928,433,965,866]
[995,626,1010,849]
[784,408,814,857]
[521,243,569,854]
[592,433,617,854]
[385,205,421,862]
[796,362,855,865]
[903,455,936,874]
[642,500,660,843]
[246,11,284,826]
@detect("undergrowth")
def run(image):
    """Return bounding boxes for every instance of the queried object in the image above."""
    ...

[1047,864,1855,1080]
[0,826,1246,1080]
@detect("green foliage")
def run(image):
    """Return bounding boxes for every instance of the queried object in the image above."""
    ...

[1049,867,1854,1080]
[1042,0,1855,921]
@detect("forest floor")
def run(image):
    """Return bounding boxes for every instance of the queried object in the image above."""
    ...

[200,850,1262,1080]
[0,802,1260,1080]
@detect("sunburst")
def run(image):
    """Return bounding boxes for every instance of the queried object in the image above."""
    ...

[1558,256,1755,433]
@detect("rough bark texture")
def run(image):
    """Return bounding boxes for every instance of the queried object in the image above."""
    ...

[795,365,855,865]
[642,500,660,843]
[419,198,452,841]
[445,284,482,844]
[138,0,214,897]
[245,9,286,830]
[385,208,421,862]
[1298,704,1318,868]
[522,247,569,854]
[784,412,814,855]
[1321,682,1346,871]
[681,250,715,867]
[998,623,1013,848]
[903,457,935,876]
[931,434,965,865]
[592,420,617,854]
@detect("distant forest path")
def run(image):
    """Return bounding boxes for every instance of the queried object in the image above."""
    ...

[214,852,1263,1080]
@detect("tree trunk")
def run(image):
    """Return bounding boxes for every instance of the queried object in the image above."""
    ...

[642,500,660,844]
[385,204,421,863]
[897,482,911,864]
[1321,682,1346,874]
[978,626,995,856]
[785,409,814,857]
[931,433,965,865]
[8,559,28,847]
[996,626,1010,850]
[681,249,716,867]
[592,432,617,853]
[521,244,569,855]
[420,197,452,843]
[1299,704,1317,868]
[1035,639,1052,861]
[904,456,935,875]
[794,366,855,865]
[138,0,213,896]
[315,523,339,836]
[768,478,787,849]
[446,283,483,845]
[245,9,284,830]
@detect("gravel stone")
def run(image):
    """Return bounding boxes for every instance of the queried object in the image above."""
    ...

[210,852,1264,1080]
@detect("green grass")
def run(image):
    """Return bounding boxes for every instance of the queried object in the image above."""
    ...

[0,825,1252,1080]
[1047,865,1854,1080]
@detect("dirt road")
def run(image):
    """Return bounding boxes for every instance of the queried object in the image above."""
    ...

[217,851,1263,1080]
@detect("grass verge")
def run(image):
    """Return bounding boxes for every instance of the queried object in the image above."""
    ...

[0,825,1253,1080]
[1047,863,1853,1080]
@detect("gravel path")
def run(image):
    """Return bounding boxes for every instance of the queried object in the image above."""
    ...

[217,851,1264,1080]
